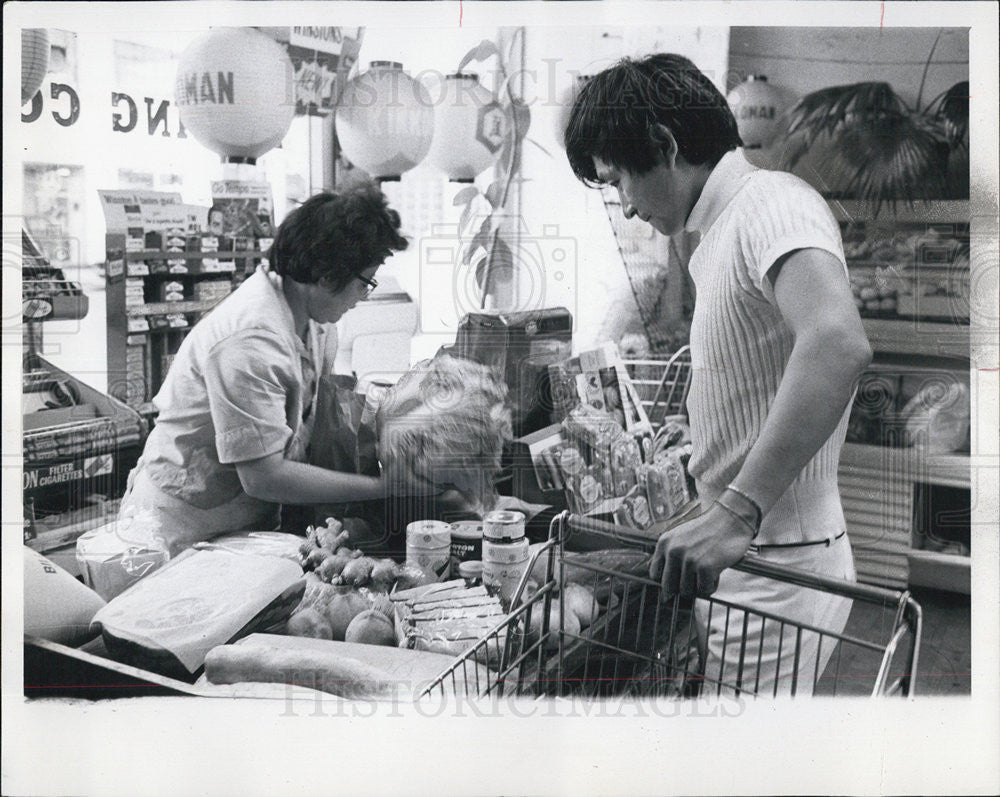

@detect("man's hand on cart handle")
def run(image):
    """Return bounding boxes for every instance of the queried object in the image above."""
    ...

[648,503,755,597]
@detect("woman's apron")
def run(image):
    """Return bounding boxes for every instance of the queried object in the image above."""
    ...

[118,323,325,557]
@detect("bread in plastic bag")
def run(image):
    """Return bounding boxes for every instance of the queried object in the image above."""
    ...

[75,507,171,601]
[376,355,512,516]
[91,549,304,676]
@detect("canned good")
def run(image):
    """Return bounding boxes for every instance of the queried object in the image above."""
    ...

[405,520,452,582]
[449,520,484,579]
[482,537,531,605]
[483,510,526,543]
[458,560,483,588]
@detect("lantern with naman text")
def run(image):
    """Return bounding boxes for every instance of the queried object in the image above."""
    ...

[174,27,296,161]
[727,74,788,150]
[22,28,50,104]
[335,61,435,181]
[426,73,507,182]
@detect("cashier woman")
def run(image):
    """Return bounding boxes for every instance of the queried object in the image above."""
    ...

[118,185,409,556]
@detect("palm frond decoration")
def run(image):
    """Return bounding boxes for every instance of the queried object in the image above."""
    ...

[924,80,969,149]
[775,31,968,214]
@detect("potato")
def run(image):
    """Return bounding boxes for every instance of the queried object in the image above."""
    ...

[285,608,333,640]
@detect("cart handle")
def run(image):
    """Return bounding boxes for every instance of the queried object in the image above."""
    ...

[558,512,914,609]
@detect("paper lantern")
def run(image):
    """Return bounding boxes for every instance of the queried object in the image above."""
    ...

[335,61,434,181]
[425,73,507,182]
[174,27,296,160]
[727,75,787,149]
[552,74,591,150]
[22,28,50,104]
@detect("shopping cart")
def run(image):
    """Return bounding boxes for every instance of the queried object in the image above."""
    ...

[420,512,922,700]
[624,345,692,430]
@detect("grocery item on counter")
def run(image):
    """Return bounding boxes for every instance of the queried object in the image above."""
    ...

[193,531,303,562]
[91,549,304,677]
[24,547,106,646]
[298,517,437,592]
[376,354,512,516]
[449,520,484,578]
[203,633,490,698]
[405,520,453,582]
[205,642,399,700]
[75,509,171,601]
[482,511,531,606]
[483,510,526,542]
[344,600,397,647]
[458,560,483,587]
[395,580,507,666]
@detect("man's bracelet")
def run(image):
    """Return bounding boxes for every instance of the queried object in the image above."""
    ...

[726,484,764,529]
[713,499,759,539]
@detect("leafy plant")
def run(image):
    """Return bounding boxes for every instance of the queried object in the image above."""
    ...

[451,30,551,308]
[778,31,969,214]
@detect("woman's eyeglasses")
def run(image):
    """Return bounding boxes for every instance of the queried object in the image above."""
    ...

[356,274,378,298]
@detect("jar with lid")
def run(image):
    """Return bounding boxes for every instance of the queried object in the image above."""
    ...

[481,510,530,606]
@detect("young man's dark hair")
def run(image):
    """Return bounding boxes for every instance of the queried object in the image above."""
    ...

[565,53,742,185]
[268,183,408,289]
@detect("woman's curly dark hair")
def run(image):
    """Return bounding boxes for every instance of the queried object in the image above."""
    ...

[565,54,742,186]
[268,183,408,289]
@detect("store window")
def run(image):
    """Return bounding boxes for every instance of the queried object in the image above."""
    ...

[22,163,85,271]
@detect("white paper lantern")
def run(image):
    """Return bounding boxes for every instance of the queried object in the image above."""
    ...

[552,74,591,150]
[727,75,787,149]
[425,73,507,182]
[174,27,296,160]
[22,28,50,104]
[335,61,435,181]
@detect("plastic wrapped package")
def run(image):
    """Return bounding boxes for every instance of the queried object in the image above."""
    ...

[75,508,171,601]
[376,355,512,517]
[91,549,304,677]
[193,531,304,562]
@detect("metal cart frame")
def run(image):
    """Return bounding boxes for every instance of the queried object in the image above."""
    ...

[421,512,922,700]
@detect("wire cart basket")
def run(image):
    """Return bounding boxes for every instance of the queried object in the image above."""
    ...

[624,345,692,429]
[420,512,922,701]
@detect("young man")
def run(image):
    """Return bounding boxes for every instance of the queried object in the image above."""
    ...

[565,54,873,696]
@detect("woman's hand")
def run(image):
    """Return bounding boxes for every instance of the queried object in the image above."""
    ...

[648,502,754,597]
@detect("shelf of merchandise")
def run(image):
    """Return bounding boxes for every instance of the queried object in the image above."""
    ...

[833,199,971,593]
[105,234,266,416]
